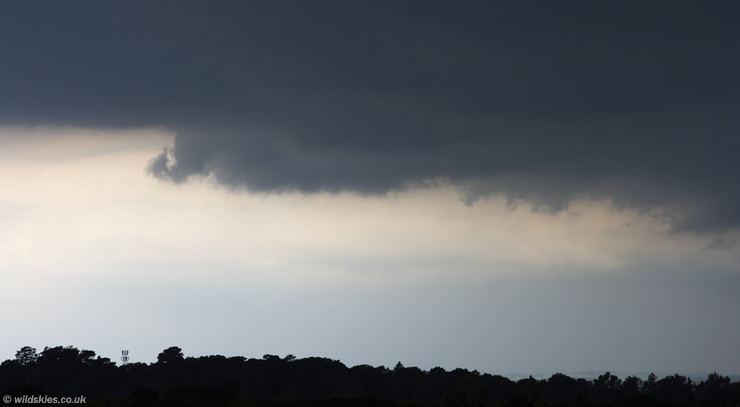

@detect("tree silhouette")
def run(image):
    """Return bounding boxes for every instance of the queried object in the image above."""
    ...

[2,344,740,406]
[14,346,37,366]
[697,372,732,404]
[157,347,184,365]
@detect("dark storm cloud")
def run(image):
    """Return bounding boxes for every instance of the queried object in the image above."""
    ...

[1,1,738,233]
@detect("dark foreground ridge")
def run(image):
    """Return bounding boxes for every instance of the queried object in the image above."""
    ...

[2,346,739,406]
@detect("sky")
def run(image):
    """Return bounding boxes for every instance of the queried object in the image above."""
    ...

[1,1,739,377]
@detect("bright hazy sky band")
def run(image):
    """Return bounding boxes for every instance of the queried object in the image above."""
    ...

[0,1,739,376]
[1,128,738,375]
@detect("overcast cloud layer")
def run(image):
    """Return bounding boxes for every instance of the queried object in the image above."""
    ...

[1,2,738,233]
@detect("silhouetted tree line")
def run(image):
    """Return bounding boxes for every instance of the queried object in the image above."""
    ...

[2,346,739,407]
